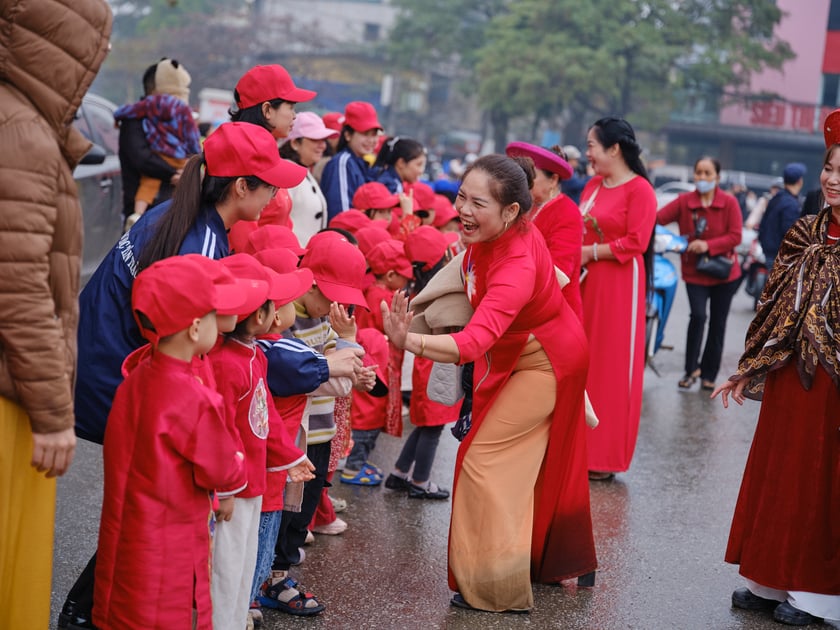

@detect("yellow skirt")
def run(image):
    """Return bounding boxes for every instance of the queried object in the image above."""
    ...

[0,396,56,630]
[449,340,556,611]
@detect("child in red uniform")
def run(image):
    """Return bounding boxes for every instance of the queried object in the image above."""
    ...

[93,255,249,630]
[210,253,315,630]
[343,239,413,483]
[384,226,459,499]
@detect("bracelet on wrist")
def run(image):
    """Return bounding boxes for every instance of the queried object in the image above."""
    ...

[592,244,599,262]
[418,334,426,358]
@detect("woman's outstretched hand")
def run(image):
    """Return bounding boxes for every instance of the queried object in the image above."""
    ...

[711,378,747,408]
[381,290,413,350]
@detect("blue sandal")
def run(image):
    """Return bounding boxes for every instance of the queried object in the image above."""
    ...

[340,467,382,486]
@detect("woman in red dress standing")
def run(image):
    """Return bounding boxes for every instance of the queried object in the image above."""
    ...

[505,141,584,320]
[382,154,596,612]
[712,111,840,627]
[579,118,657,479]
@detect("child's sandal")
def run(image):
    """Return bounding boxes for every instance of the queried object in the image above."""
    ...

[258,577,325,616]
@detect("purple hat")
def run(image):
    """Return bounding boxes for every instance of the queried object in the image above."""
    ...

[505,141,573,180]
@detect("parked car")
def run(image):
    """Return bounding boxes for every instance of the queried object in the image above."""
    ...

[655,181,695,209]
[73,93,123,285]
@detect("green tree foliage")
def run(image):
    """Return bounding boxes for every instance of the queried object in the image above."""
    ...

[389,0,793,148]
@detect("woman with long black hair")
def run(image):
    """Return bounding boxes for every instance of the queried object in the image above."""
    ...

[578,117,657,480]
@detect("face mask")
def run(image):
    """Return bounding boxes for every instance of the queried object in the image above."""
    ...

[695,180,716,194]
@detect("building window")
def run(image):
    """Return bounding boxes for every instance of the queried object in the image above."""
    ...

[822,74,840,107]
[363,22,380,41]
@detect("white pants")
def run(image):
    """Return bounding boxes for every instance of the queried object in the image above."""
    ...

[212,496,262,630]
[747,579,840,626]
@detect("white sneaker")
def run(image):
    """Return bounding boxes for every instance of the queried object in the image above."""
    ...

[311,517,348,535]
[304,530,315,545]
[329,495,348,513]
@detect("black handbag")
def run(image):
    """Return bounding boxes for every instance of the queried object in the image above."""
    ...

[693,212,734,279]
[695,253,734,279]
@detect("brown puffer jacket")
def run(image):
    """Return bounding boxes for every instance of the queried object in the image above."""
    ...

[0,0,112,433]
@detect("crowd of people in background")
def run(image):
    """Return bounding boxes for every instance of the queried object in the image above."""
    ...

[1,2,837,628]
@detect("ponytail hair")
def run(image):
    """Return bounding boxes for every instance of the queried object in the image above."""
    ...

[137,154,264,270]
[590,117,650,183]
[373,136,425,170]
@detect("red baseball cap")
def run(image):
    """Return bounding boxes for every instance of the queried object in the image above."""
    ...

[505,141,573,180]
[329,209,371,234]
[406,181,435,210]
[204,122,307,189]
[344,101,382,132]
[352,182,399,211]
[235,65,317,109]
[366,239,413,279]
[299,237,367,307]
[355,225,392,256]
[253,249,314,306]
[305,229,348,249]
[132,255,249,344]
[245,224,306,256]
[228,220,259,253]
[356,327,388,397]
[322,111,345,132]
[405,225,449,271]
[432,194,459,227]
[825,109,840,147]
[221,252,308,318]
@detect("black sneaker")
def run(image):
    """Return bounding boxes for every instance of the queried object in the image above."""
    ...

[773,601,821,626]
[58,601,97,629]
[731,587,780,611]
[384,473,410,491]
[408,481,450,500]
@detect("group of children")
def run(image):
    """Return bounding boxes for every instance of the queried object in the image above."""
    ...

[93,77,470,628]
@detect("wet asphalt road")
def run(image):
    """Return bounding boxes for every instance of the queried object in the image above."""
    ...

[51,278,788,630]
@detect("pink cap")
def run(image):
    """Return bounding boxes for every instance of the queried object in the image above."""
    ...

[288,111,340,141]
[366,239,413,279]
[235,65,316,109]
[299,237,368,307]
[505,141,573,180]
[344,101,382,132]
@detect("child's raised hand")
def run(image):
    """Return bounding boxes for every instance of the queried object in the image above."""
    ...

[329,302,357,341]
[215,496,235,522]
[399,188,414,216]
[288,457,316,483]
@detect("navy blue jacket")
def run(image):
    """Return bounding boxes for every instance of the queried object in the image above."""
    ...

[375,165,404,194]
[74,200,229,443]
[759,189,801,263]
[321,148,371,220]
[257,337,330,397]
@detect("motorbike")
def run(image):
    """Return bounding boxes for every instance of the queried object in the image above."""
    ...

[646,225,688,374]
[737,227,767,311]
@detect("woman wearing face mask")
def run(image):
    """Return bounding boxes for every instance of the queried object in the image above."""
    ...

[656,156,742,391]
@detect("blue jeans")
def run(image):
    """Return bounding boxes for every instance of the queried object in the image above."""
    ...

[249,509,283,603]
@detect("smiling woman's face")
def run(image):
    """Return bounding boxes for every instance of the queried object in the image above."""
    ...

[455,168,516,245]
